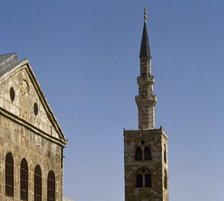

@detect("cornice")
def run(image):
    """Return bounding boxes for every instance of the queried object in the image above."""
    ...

[0,107,66,147]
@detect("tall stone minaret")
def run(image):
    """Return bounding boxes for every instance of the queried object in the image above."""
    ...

[124,4,169,201]
[135,5,157,130]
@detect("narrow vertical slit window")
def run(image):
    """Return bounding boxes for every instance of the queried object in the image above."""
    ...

[34,165,42,201]
[20,158,28,201]
[5,153,14,197]
[164,170,168,189]
[47,171,56,201]
[164,145,167,163]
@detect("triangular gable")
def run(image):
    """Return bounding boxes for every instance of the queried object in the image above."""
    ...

[0,54,67,145]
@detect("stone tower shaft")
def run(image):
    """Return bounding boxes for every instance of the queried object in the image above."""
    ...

[135,6,157,129]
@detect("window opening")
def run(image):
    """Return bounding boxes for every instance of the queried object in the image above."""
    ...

[144,146,152,160]
[47,171,56,201]
[136,174,143,188]
[135,147,142,161]
[34,165,42,201]
[145,174,152,187]
[5,153,14,197]
[20,158,28,201]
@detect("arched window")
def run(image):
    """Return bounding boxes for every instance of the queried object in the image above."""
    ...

[135,147,142,161]
[164,145,167,163]
[136,168,152,188]
[47,171,56,201]
[164,170,168,189]
[20,158,28,201]
[5,152,14,197]
[34,165,42,201]
[136,174,143,188]
[144,146,152,160]
[145,174,152,187]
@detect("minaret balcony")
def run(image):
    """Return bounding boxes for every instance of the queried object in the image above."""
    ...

[137,75,154,85]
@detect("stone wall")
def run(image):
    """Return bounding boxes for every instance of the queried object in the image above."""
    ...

[0,58,66,201]
[124,128,168,201]
[0,63,60,139]
[0,114,63,201]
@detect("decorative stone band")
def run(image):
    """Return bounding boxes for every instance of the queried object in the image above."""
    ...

[135,95,157,106]
[137,75,154,85]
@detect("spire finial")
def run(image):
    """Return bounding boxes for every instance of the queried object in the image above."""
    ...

[144,2,148,23]
[139,1,151,58]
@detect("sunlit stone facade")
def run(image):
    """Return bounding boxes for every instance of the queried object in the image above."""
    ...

[0,53,67,201]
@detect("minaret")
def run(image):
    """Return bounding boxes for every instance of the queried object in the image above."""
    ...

[135,5,157,129]
[124,4,169,201]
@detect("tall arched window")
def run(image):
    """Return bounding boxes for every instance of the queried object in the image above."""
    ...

[145,174,152,187]
[47,171,56,201]
[144,146,152,160]
[136,167,152,188]
[34,165,42,201]
[164,145,167,163]
[136,168,152,188]
[20,158,28,201]
[136,174,143,188]
[5,152,14,197]
[164,170,168,189]
[135,147,142,161]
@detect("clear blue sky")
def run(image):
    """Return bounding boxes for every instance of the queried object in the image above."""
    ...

[1,1,224,201]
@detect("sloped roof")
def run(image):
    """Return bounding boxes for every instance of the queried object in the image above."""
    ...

[0,53,20,77]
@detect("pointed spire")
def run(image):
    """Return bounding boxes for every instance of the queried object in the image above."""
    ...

[139,5,151,58]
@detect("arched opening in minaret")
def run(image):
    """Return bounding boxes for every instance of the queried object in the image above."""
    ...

[136,174,143,188]
[145,174,152,187]
[164,170,168,189]
[164,145,167,163]
[135,147,142,161]
[136,168,152,188]
[144,146,152,160]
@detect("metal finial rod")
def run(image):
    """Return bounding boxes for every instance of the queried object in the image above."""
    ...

[144,4,148,23]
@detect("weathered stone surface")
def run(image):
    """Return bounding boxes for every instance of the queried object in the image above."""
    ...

[136,57,157,130]
[0,54,67,201]
[124,128,168,201]
[125,9,169,201]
